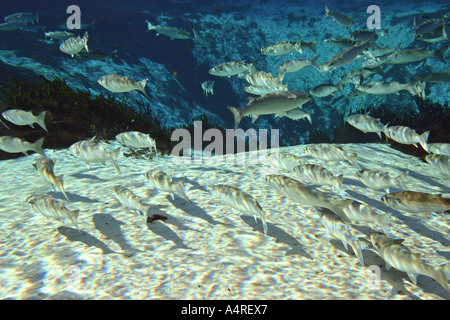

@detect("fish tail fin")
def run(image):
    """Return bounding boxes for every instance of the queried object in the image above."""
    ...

[306,111,312,124]
[347,153,360,169]
[351,239,368,267]
[376,212,392,235]
[109,147,121,174]
[338,81,345,95]
[334,174,346,199]
[434,45,448,64]
[396,170,409,190]
[432,267,450,292]
[36,111,47,132]
[295,37,303,54]
[276,71,286,83]
[311,55,320,70]
[309,39,317,53]
[83,31,89,53]
[177,178,191,203]
[262,219,268,235]
[55,175,69,201]
[227,106,243,129]
[146,20,155,31]
[69,209,81,233]
[324,5,330,18]
[138,78,151,100]
[31,137,46,156]
[419,131,430,152]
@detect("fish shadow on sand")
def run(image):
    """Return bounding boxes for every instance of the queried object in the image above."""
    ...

[347,190,450,247]
[69,171,108,182]
[46,191,100,204]
[183,177,210,193]
[188,166,236,175]
[92,213,142,255]
[240,215,312,259]
[146,220,192,250]
[167,195,231,227]
[57,226,116,254]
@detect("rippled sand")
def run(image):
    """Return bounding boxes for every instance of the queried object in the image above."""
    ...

[0,142,448,300]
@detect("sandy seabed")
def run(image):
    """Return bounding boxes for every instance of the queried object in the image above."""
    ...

[0,142,448,300]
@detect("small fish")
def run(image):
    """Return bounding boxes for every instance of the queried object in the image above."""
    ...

[346,113,388,139]
[261,37,303,56]
[388,46,448,65]
[324,38,358,49]
[69,139,121,173]
[59,32,89,57]
[310,83,341,98]
[211,184,268,235]
[27,194,80,232]
[226,91,312,129]
[33,157,69,201]
[331,200,392,235]
[112,185,149,216]
[44,30,74,41]
[347,28,379,43]
[418,71,450,84]
[244,84,288,96]
[326,41,373,70]
[316,207,367,266]
[361,52,396,69]
[357,169,408,193]
[4,12,38,25]
[201,80,214,96]
[245,71,285,87]
[324,5,354,27]
[192,27,204,44]
[384,125,429,151]
[300,39,317,53]
[2,109,47,131]
[356,80,426,99]
[146,20,191,40]
[339,68,384,86]
[0,21,27,31]
[209,61,256,77]
[413,18,443,39]
[277,55,320,73]
[425,143,450,156]
[0,136,46,156]
[98,74,150,100]
[293,164,346,198]
[370,233,449,292]
[425,154,450,175]
[381,191,450,214]
[284,108,312,123]
[302,144,360,169]
[115,131,156,150]
[144,169,191,203]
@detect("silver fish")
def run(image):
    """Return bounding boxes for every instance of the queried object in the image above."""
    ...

[413,18,443,39]
[426,143,450,156]
[209,61,256,77]
[347,28,379,43]
[146,20,191,40]
[370,233,449,292]
[98,74,150,100]
[211,184,268,235]
[346,113,388,139]
[331,200,392,235]
[33,157,69,201]
[27,194,80,232]
[44,30,75,41]
[293,164,346,198]
[310,83,341,97]
[424,154,450,175]
[418,71,450,83]
[0,136,46,156]
[277,55,320,73]
[0,21,27,31]
[115,131,156,150]
[227,91,312,129]
[4,12,38,25]
[381,191,450,213]
[245,71,285,87]
[324,38,358,49]
[112,185,148,216]
[356,80,426,99]
[356,169,408,193]
[384,126,429,151]
[317,207,367,266]
[388,46,448,65]
[244,84,288,96]
[2,109,47,131]
[201,80,214,96]
[59,32,89,57]
[261,37,303,56]
[326,41,373,70]
[302,144,360,169]
[323,5,354,27]
[144,169,191,203]
[284,108,312,123]
[69,139,121,173]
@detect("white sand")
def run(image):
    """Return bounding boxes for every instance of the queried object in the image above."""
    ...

[0,142,448,300]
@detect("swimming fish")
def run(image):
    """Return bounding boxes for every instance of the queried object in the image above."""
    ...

[112,185,149,216]
[201,81,214,96]
[245,71,285,87]
[69,139,121,173]
[284,108,312,123]
[44,30,75,41]
[346,113,388,139]
[356,80,426,99]
[211,184,268,235]
[356,169,408,193]
[33,157,69,201]
[293,164,346,198]
[310,83,341,98]
[302,144,360,169]
[324,38,358,49]
[59,32,89,57]
[2,109,47,131]
[347,28,379,43]
[316,207,367,266]
[388,46,448,65]
[97,74,150,100]
[227,91,312,129]
[144,169,191,203]
[424,154,450,175]
[27,194,80,232]
[326,41,372,70]
[384,126,429,151]
[244,84,288,96]
[4,12,38,25]
[381,191,450,214]
[323,5,354,27]
[0,136,46,156]
[115,131,157,150]
[209,61,257,77]
[261,37,303,56]
[370,233,449,292]
[277,56,320,73]
[146,20,191,40]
